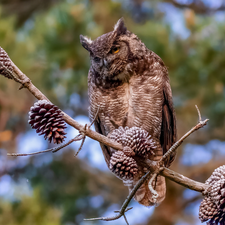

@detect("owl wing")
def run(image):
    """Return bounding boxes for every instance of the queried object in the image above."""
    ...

[160,81,177,167]
[94,119,111,167]
[88,69,113,167]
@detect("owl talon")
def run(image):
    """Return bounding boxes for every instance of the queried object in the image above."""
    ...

[122,113,128,127]
[109,119,120,129]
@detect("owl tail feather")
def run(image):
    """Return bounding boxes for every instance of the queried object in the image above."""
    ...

[126,174,166,206]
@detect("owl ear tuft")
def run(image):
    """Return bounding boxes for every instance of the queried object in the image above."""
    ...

[80,35,92,52]
[114,18,127,36]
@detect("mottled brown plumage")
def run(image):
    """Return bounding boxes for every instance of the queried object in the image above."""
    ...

[80,18,176,206]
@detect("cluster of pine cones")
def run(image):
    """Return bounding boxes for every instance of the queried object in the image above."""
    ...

[108,126,156,180]
[199,165,225,225]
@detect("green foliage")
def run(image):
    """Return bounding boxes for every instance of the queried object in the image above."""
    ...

[0,189,61,225]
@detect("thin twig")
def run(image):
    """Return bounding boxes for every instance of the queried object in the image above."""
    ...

[74,123,88,157]
[195,105,202,122]
[7,148,56,156]
[159,107,209,165]
[90,105,100,127]
[74,106,100,157]
[7,135,84,156]
[123,214,129,225]
[75,135,86,156]
[52,134,84,153]
[114,207,133,213]
[84,171,151,222]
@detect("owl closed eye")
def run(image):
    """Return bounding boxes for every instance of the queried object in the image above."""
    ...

[80,19,132,80]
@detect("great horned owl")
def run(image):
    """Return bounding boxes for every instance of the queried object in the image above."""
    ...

[80,18,176,206]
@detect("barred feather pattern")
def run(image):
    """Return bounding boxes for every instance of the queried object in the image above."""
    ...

[0,47,13,79]
[199,165,225,225]
[28,100,67,144]
[108,126,156,157]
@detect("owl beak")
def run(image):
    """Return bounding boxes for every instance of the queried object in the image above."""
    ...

[103,59,109,68]
[99,59,103,68]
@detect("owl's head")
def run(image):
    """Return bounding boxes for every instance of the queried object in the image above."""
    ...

[80,18,140,82]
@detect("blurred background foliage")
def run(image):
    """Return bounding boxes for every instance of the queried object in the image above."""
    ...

[0,0,225,224]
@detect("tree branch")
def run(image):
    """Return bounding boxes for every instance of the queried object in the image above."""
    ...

[84,170,152,223]
[84,110,210,223]
[7,134,84,156]
[161,167,209,193]
[0,46,214,224]
[159,105,208,165]
[3,52,123,152]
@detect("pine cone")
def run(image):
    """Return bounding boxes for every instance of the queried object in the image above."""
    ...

[107,126,128,144]
[109,151,138,180]
[108,126,156,157]
[199,197,225,225]
[123,146,135,157]
[199,197,218,223]
[0,47,13,79]
[199,166,225,225]
[207,166,225,208]
[206,166,225,187]
[28,100,66,144]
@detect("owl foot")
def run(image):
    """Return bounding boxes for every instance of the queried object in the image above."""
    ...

[147,167,164,205]
[109,118,120,129]
[109,113,128,129]
[121,113,128,127]
[148,173,159,204]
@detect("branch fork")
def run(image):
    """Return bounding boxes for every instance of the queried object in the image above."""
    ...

[0,46,214,225]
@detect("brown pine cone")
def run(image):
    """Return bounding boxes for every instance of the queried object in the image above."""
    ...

[109,151,138,180]
[199,166,225,225]
[108,126,156,157]
[199,197,218,223]
[206,166,225,186]
[123,146,135,157]
[210,180,225,208]
[0,47,13,79]
[199,197,225,225]
[28,100,67,144]
[108,126,128,144]
[206,166,225,209]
